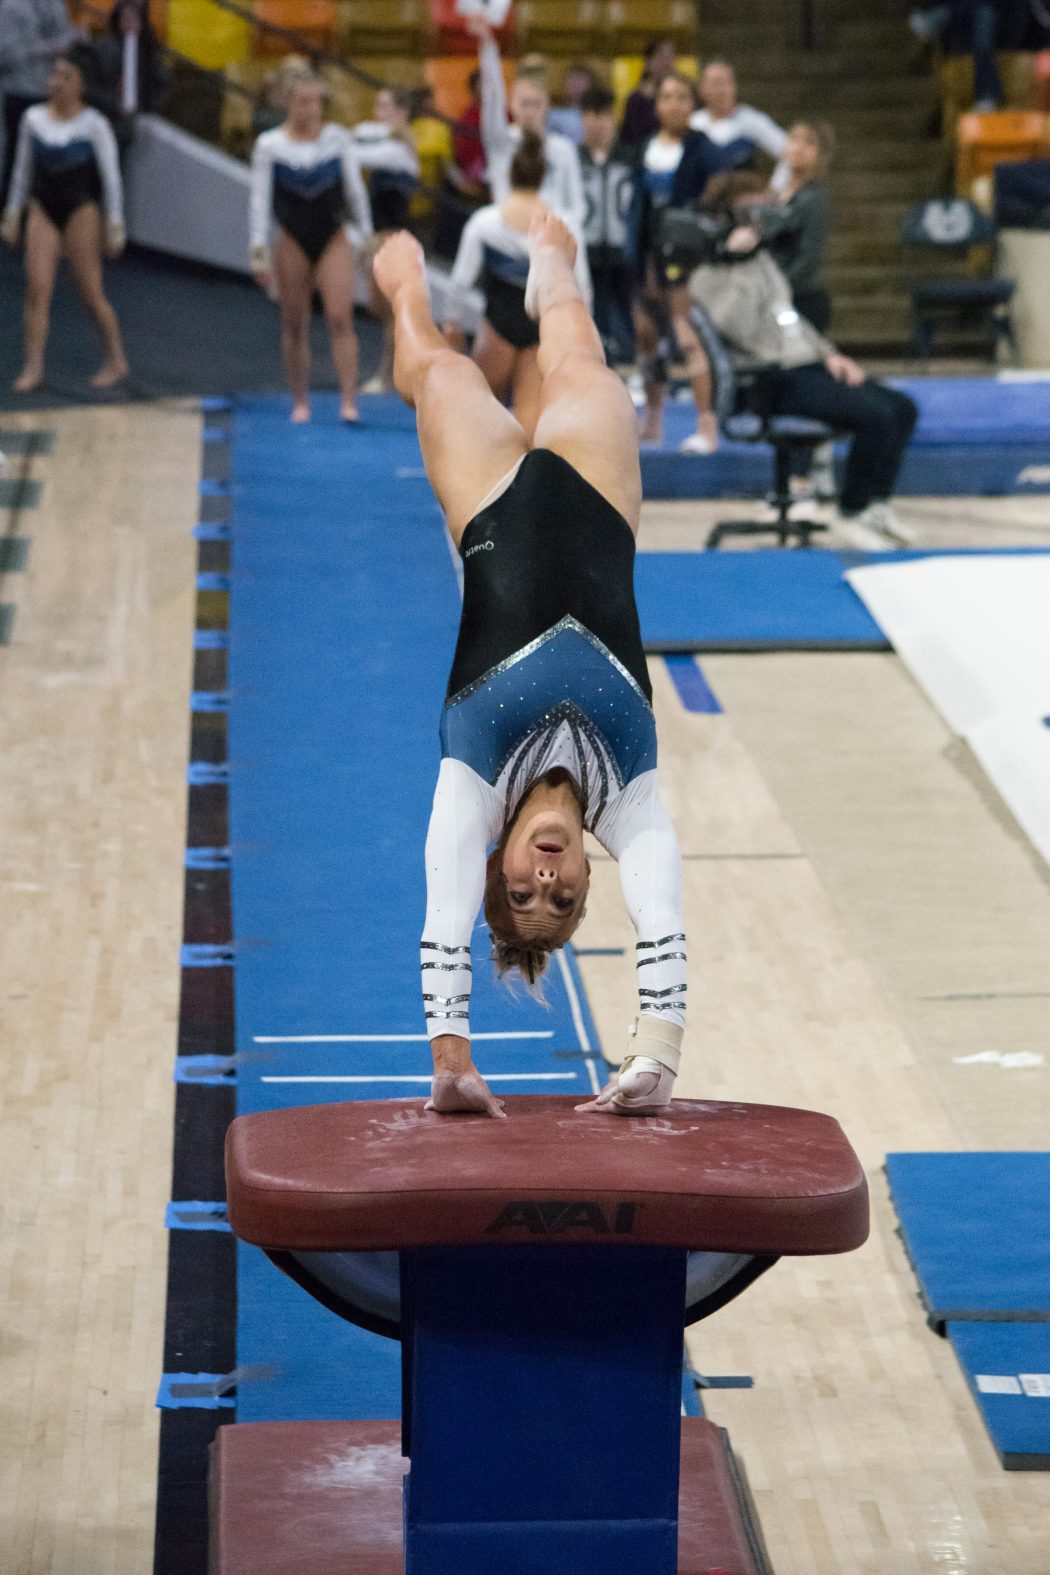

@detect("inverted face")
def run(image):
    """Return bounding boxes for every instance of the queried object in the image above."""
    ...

[500,804,588,943]
[511,78,549,134]
[701,63,737,117]
[786,123,820,177]
[655,75,694,136]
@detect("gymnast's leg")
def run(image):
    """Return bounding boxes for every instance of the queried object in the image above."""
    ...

[372,231,528,544]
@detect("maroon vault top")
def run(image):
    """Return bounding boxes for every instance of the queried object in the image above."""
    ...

[225,1096,869,1257]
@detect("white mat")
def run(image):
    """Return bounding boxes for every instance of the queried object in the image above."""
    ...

[848,554,1050,870]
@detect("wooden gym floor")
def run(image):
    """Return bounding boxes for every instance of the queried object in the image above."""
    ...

[2,406,1048,1573]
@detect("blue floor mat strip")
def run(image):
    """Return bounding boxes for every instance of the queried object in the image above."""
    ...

[637,547,1050,651]
[642,378,1050,499]
[226,394,610,1424]
[947,1322,1050,1468]
[885,1153,1050,1331]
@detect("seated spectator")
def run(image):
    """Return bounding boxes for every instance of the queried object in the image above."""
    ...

[449,67,487,195]
[546,62,597,144]
[690,59,789,189]
[908,0,1048,108]
[619,36,677,150]
[687,226,918,546]
[579,82,638,362]
[410,83,453,194]
[761,120,835,332]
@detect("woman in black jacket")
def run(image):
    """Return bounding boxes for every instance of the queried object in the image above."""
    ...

[628,73,720,451]
[764,120,834,332]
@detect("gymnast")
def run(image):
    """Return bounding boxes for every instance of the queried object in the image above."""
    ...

[249,72,373,423]
[2,46,128,393]
[442,129,589,439]
[373,213,687,1121]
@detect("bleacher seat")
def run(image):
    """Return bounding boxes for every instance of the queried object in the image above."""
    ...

[957,109,1050,192]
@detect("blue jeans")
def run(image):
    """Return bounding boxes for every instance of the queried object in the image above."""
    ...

[917,0,1002,104]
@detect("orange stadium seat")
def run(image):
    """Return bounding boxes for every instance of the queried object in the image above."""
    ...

[956,109,1050,191]
[253,0,337,55]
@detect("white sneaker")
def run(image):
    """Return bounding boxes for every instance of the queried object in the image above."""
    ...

[809,442,838,501]
[679,431,717,456]
[833,512,893,551]
[863,502,916,544]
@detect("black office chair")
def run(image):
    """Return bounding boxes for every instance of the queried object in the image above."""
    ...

[902,198,1018,362]
[690,304,834,550]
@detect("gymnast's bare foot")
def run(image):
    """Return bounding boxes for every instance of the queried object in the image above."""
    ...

[373,230,427,308]
[524,208,579,321]
[13,365,43,393]
[89,358,129,389]
[291,399,311,423]
[427,1070,507,1119]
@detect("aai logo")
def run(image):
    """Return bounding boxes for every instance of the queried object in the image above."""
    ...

[486,1200,637,1235]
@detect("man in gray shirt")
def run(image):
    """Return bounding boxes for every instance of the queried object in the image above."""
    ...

[0,0,75,200]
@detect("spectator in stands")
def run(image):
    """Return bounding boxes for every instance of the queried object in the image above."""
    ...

[410,84,453,204]
[687,222,918,546]
[619,36,677,150]
[909,0,1006,108]
[579,82,637,363]
[2,44,128,391]
[471,16,585,230]
[762,120,835,332]
[690,59,789,189]
[546,62,597,145]
[95,0,167,120]
[353,85,420,392]
[0,0,76,204]
[442,130,588,437]
[629,71,720,452]
[449,67,486,195]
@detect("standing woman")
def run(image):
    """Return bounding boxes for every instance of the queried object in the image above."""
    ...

[629,71,719,452]
[351,86,420,394]
[250,71,373,424]
[442,131,589,439]
[373,214,688,1121]
[763,120,834,332]
[2,46,128,393]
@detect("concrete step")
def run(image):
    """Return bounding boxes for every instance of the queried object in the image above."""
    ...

[834,139,942,171]
[704,43,906,76]
[830,199,913,232]
[828,167,934,200]
[731,74,934,109]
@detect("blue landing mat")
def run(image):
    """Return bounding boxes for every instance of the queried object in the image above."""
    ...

[636,547,1050,651]
[885,1153,1050,1333]
[641,378,1050,499]
[636,549,884,651]
[948,1322,1050,1468]
[226,394,606,1425]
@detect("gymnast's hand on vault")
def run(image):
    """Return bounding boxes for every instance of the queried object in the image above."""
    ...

[426,1069,507,1119]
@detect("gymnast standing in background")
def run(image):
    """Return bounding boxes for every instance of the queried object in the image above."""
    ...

[351,86,420,394]
[250,71,373,423]
[2,46,128,394]
[442,130,589,439]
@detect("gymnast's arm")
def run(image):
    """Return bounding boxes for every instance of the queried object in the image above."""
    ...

[92,111,125,252]
[421,758,506,1115]
[1,112,34,237]
[442,208,486,340]
[341,135,373,240]
[611,776,687,1030]
[248,133,275,277]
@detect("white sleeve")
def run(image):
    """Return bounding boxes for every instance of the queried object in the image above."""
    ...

[341,136,373,237]
[570,215,592,309]
[444,209,487,324]
[742,106,788,160]
[595,772,687,1028]
[421,757,503,1041]
[479,35,510,171]
[91,113,123,227]
[249,134,274,255]
[3,110,34,220]
[552,135,585,231]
